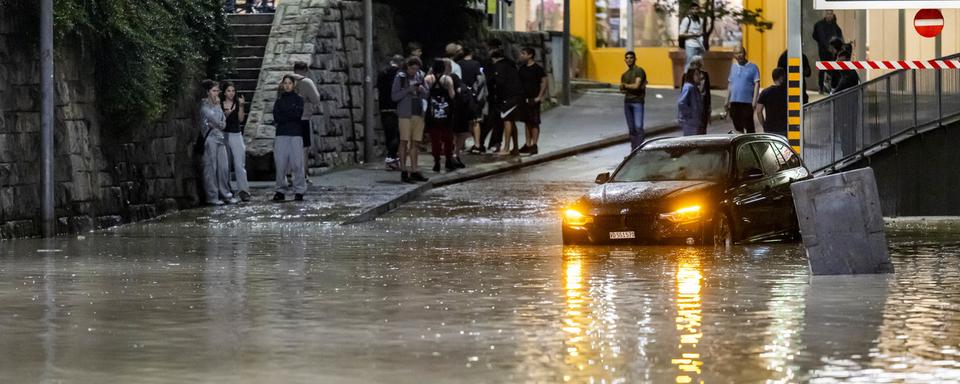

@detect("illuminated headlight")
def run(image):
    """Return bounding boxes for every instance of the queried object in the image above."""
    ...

[658,205,702,223]
[563,208,593,226]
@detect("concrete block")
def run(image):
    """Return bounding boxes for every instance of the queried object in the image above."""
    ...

[791,167,894,275]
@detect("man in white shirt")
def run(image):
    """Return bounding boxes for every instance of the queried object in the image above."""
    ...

[678,2,704,69]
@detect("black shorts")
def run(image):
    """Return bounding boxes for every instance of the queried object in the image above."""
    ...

[522,100,541,126]
[499,102,521,122]
[301,120,312,148]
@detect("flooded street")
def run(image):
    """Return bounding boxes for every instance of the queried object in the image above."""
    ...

[3,144,960,383]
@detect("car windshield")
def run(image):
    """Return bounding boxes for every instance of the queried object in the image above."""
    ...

[612,146,730,182]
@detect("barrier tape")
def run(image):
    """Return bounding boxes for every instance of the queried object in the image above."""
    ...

[817,60,960,71]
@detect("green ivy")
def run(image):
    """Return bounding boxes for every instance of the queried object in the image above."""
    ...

[5,0,232,127]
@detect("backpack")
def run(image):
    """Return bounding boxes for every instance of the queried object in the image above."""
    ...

[428,76,452,121]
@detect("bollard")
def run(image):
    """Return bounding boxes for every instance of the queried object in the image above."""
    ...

[790,167,894,275]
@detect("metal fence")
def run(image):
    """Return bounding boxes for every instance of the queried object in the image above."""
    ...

[802,54,960,172]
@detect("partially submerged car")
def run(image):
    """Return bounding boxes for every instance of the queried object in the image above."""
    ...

[562,134,811,246]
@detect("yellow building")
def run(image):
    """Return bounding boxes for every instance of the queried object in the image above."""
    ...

[499,0,788,87]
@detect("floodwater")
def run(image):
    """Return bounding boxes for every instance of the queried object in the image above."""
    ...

[2,145,960,383]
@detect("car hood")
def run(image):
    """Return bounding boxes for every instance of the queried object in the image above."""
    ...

[581,180,719,213]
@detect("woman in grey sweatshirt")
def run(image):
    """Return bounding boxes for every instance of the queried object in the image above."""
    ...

[199,79,237,205]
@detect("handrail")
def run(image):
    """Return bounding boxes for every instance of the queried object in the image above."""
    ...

[801,53,960,174]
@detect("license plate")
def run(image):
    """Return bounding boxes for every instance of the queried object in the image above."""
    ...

[609,231,636,240]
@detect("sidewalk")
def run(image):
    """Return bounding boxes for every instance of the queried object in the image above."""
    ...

[246,87,731,224]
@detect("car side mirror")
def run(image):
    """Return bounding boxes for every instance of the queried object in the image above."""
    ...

[742,168,765,180]
[595,172,611,184]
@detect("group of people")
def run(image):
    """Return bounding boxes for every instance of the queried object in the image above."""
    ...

[198,61,320,205]
[376,40,549,183]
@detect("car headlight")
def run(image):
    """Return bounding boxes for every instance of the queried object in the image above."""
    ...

[658,205,702,223]
[563,208,593,226]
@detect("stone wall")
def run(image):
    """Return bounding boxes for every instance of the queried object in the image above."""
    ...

[0,14,201,238]
[244,0,401,178]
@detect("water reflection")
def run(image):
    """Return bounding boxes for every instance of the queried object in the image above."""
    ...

[673,249,704,384]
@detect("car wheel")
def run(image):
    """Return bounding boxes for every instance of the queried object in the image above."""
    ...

[712,212,734,248]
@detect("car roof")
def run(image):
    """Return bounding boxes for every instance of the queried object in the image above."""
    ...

[640,133,788,150]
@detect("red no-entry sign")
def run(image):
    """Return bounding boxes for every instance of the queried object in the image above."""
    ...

[915,9,944,38]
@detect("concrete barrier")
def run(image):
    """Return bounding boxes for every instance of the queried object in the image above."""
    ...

[791,167,894,275]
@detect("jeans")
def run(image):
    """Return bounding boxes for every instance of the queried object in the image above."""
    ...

[274,135,307,195]
[203,134,233,203]
[381,111,400,159]
[624,102,645,150]
[685,45,705,69]
[225,132,250,194]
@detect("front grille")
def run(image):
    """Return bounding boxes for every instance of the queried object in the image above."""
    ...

[593,214,655,232]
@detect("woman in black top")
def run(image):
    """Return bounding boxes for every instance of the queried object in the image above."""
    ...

[221,82,250,202]
[271,76,307,201]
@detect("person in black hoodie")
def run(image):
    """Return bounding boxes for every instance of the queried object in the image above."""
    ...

[489,48,524,156]
[272,75,306,202]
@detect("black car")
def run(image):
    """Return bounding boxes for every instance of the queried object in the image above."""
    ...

[562,134,812,246]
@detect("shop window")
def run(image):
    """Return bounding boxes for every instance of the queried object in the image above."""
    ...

[596,0,627,48]
[593,0,744,49]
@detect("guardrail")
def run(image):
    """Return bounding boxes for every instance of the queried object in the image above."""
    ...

[802,53,960,173]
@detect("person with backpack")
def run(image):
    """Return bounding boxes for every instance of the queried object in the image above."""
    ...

[458,47,487,154]
[391,57,429,183]
[678,2,705,68]
[425,60,458,173]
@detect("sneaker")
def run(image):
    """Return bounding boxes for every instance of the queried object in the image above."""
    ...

[401,171,412,183]
[510,148,520,156]
[468,146,481,154]
[528,144,538,155]
[226,197,240,204]
[518,144,531,154]
[239,191,251,202]
[410,172,429,182]
[305,177,314,186]
[445,159,457,172]
[272,192,285,202]
[386,159,400,171]
[433,160,441,173]
[454,157,466,169]
[208,199,225,206]
[294,194,304,201]
[488,146,500,154]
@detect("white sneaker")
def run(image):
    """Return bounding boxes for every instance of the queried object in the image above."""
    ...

[208,200,225,206]
[226,197,239,204]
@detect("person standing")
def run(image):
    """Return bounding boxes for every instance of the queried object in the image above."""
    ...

[220,82,250,202]
[480,38,504,152]
[292,61,320,184]
[678,67,704,136]
[619,51,647,149]
[458,47,486,154]
[755,68,788,137]
[490,49,524,156]
[517,47,547,155]
[425,60,457,172]
[678,2,705,68]
[378,55,404,170]
[272,75,307,202]
[687,55,712,135]
[392,57,429,183]
[813,11,844,94]
[199,79,238,205]
[832,50,860,94]
[725,45,761,133]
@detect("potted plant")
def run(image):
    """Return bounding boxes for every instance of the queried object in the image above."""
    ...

[655,0,773,89]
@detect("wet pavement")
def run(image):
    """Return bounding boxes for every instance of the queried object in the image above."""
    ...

[4,143,960,383]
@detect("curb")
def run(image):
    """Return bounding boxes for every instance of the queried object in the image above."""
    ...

[340,113,724,225]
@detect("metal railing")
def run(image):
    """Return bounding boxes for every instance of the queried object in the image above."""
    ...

[802,53,960,173]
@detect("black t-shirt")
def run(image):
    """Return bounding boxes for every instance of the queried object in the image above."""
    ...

[757,84,788,135]
[223,101,241,133]
[377,65,400,110]
[458,59,482,87]
[518,63,547,100]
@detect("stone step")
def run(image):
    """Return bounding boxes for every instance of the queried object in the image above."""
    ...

[227,13,275,25]
[230,24,273,36]
[234,57,264,69]
[232,35,269,46]
[223,79,259,92]
[233,46,267,57]
[226,69,261,80]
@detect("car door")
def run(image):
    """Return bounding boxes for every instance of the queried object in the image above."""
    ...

[771,141,810,231]
[751,141,794,236]
[731,142,773,239]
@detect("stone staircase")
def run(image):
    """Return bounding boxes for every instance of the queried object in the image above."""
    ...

[225,13,274,105]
